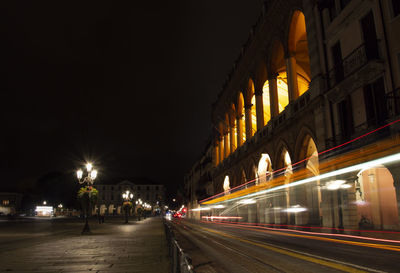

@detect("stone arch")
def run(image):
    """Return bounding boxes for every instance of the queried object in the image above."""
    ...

[218,121,225,162]
[237,92,246,145]
[356,166,399,230]
[246,78,257,136]
[269,39,289,113]
[287,10,311,97]
[229,104,237,152]
[293,129,321,226]
[238,166,247,186]
[224,113,230,158]
[254,60,268,92]
[223,175,231,193]
[294,126,318,163]
[257,153,273,184]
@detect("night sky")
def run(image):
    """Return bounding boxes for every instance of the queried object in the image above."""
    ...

[1,1,263,196]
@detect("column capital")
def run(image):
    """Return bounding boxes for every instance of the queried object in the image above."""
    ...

[255,89,263,96]
[245,104,253,110]
[268,73,279,80]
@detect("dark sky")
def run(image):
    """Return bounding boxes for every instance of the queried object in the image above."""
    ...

[1,1,263,195]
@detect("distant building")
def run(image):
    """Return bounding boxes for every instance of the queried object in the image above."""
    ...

[95,179,165,215]
[0,192,22,215]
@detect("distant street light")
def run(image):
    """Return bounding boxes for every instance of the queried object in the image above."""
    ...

[76,162,98,235]
[122,190,133,224]
[136,198,143,221]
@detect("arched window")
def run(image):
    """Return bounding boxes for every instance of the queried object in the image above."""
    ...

[238,92,246,144]
[271,40,289,113]
[262,80,271,125]
[288,11,311,96]
[277,71,289,112]
[251,95,257,135]
[258,154,273,183]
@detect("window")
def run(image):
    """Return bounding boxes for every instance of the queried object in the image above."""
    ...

[111,186,114,190]
[146,186,150,190]
[361,11,379,60]
[155,186,159,190]
[398,53,400,77]
[338,96,354,141]
[2,200,9,205]
[363,77,386,126]
[138,186,141,190]
[111,195,113,200]
[118,186,121,190]
[328,0,337,21]
[102,186,105,190]
[331,42,344,84]
[392,0,400,18]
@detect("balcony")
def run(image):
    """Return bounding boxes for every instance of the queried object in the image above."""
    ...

[328,42,380,88]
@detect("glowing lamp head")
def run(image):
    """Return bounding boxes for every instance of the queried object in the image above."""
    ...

[90,170,97,180]
[129,193,133,199]
[86,163,93,172]
[122,193,126,199]
[77,169,83,179]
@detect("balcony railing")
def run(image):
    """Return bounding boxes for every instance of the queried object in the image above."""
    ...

[328,42,379,88]
[386,88,400,119]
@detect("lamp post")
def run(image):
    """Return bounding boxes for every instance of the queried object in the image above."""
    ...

[122,190,133,224]
[77,162,98,235]
[136,198,143,221]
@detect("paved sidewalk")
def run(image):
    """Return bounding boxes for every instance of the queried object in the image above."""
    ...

[0,217,170,272]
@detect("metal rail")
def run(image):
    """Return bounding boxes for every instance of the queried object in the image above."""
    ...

[164,220,195,273]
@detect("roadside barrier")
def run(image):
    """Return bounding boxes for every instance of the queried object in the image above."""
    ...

[164,220,195,273]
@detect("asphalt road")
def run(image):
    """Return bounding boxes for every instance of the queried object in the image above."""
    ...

[170,219,400,273]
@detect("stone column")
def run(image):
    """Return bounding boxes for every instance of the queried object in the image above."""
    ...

[255,89,264,130]
[230,125,235,153]
[224,132,229,158]
[218,136,224,162]
[387,165,400,229]
[269,74,279,117]
[286,54,299,102]
[245,105,252,139]
[214,143,219,166]
[237,115,243,146]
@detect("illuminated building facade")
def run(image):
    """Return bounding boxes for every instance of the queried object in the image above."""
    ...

[95,179,165,215]
[187,0,400,232]
[0,192,22,215]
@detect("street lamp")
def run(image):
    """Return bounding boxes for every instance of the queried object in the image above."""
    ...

[136,198,143,221]
[76,162,98,235]
[122,190,133,224]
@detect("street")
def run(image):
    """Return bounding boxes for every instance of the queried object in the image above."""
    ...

[170,219,400,273]
[0,216,169,272]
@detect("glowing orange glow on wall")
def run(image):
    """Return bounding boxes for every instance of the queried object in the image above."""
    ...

[277,71,289,112]
[251,95,257,135]
[262,80,271,125]
[238,92,246,144]
[232,119,237,152]
[289,11,311,96]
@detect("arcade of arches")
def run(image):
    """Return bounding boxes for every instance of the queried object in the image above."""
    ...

[215,134,399,231]
[214,11,311,166]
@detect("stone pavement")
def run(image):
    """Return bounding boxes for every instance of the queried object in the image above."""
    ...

[0,217,170,272]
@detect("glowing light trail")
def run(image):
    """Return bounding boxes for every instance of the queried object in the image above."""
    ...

[202,152,400,205]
